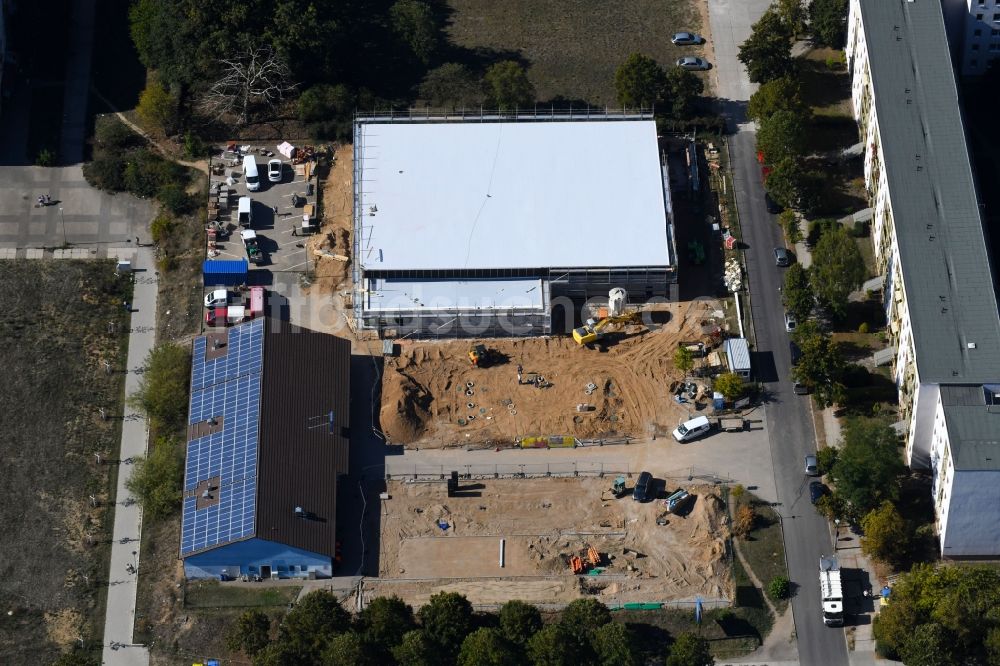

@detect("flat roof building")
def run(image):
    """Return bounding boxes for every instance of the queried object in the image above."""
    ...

[352,114,676,337]
[180,318,351,579]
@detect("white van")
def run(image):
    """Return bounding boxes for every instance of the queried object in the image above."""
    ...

[243,155,260,192]
[672,415,712,442]
[237,196,253,227]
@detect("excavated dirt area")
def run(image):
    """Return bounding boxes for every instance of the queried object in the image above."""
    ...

[307,144,354,298]
[370,477,733,608]
[380,300,725,447]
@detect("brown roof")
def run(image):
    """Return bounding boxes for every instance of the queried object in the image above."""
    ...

[255,319,351,558]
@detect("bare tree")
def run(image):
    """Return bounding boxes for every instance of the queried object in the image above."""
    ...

[201,46,296,125]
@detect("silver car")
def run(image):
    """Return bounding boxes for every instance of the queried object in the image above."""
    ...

[671,32,703,45]
[676,56,710,70]
[805,454,819,476]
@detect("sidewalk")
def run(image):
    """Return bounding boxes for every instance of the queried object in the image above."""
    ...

[101,247,155,666]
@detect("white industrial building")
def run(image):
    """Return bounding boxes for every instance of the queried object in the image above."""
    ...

[847,0,1000,557]
[942,0,1000,76]
[351,114,677,337]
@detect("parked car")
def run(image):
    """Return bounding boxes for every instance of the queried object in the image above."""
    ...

[774,247,790,266]
[790,341,802,365]
[784,311,797,332]
[267,159,283,183]
[809,481,830,504]
[671,32,703,45]
[204,289,230,308]
[793,381,811,395]
[765,193,783,214]
[676,56,710,70]
[672,415,713,442]
[805,454,819,476]
[633,471,653,502]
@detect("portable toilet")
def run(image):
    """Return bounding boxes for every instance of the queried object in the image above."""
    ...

[713,392,725,410]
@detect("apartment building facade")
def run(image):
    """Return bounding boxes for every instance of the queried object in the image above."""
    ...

[847,0,1000,557]
[942,0,1000,76]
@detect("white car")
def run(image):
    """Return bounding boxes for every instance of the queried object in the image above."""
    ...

[676,56,710,70]
[784,311,798,332]
[204,289,230,308]
[671,32,703,45]
[267,159,283,183]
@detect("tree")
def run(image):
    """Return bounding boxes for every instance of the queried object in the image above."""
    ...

[358,595,415,653]
[527,623,581,666]
[390,0,439,64]
[816,445,839,474]
[860,501,910,566]
[899,623,959,666]
[614,53,666,108]
[764,157,807,210]
[483,61,535,108]
[673,346,694,377]
[253,638,301,666]
[126,436,183,521]
[790,321,845,407]
[560,598,613,641]
[498,600,542,647]
[136,77,177,135]
[732,504,756,537]
[200,45,296,125]
[128,342,191,435]
[664,66,705,118]
[420,63,482,108]
[393,630,436,666]
[129,0,204,89]
[298,83,355,123]
[748,76,809,123]
[829,418,905,517]
[738,9,794,84]
[782,263,814,321]
[666,633,714,666]
[51,653,98,666]
[776,0,808,35]
[714,372,745,401]
[809,226,866,318]
[592,622,636,666]
[278,591,351,662]
[810,0,849,47]
[756,109,808,164]
[418,592,474,663]
[321,631,376,666]
[458,628,520,666]
[768,575,791,600]
[225,609,271,657]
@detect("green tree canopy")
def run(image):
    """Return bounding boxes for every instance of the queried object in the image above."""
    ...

[829,418,905,517]
[764,157,808,210]
[714,372,745,401]
[783,262,814,322]
[136,77,178,134]
[666,633,715,666]
[860,501,911,566]
[560,598,612,646]
[390,0,439,64]
[809,226,866,318]
[614,53,666,108]
[321,631,377,666]
[419,63,482,108]
[393,629,436,666]
[527,623,582,666]
[498,600,542,647]
[748,76,809,123]
[664,66,705,119]
[126,436,184,522]
[756,109,808,164]
[278,591,351,662]
[674,346,695,376]
[738,9,794,83]
[418,592,474,663]
[790,320,845,407]
[128,341,191,435]
[810,0,849,47]
[358,595,415,653]
[457,628,520,666]
[225,609,271,657]
[483,61,535,108]
[776,0,808,35]
[592,622,637,666]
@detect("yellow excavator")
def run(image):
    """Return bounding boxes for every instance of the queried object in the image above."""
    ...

[572,312,642,346]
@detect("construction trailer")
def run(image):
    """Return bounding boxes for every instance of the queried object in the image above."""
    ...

[723,337,751,379]
[351,113,678,338]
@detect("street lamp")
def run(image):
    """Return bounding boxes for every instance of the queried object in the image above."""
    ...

[834,518,841,551]
[59,207,66,246]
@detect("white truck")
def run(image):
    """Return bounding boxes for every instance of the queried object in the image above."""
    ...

[820,555,845,627]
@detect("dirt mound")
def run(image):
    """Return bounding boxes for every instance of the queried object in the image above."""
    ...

[382,370,434,443]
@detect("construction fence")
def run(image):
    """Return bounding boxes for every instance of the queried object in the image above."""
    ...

[383,462,734,484]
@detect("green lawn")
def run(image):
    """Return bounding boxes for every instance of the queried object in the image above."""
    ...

[733,493,789,614]
[184,581,302,609]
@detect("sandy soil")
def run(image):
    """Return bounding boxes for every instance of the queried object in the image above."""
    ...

[307,144,354,298]
[370,477,732,608]
[380,300,724,447]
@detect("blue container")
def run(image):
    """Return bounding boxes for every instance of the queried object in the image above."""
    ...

[203,259,249,286]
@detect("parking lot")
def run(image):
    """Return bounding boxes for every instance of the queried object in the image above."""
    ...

[207,147,317,279]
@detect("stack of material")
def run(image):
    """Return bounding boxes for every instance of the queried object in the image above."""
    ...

[292,144,315,164]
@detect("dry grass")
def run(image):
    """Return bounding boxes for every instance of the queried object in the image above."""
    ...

[445,0,705,105]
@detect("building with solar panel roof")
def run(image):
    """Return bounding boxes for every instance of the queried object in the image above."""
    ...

[180,318,350,580]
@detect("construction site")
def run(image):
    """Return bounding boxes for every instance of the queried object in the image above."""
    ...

[366,476,732,609]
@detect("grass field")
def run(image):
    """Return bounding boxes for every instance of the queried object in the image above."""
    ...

[0,261,132,664]
[734,493,789,613]
[445,0,705,105]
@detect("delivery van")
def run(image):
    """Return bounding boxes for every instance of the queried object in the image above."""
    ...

[243,155,260,192]
[672,415,712,442]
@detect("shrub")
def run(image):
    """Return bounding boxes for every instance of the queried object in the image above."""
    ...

[150,214,175,244]
[123,149,186,199]
[730,484,746,501]
[816,446,839,475]
[128,341,191,434]
[714,372,745,401]
[733,504,756,537]
[35,148,55,167]
[157,255,178,273]
[858,322,870,334]
[825,56,841,70]
[83,154,127,192]
[95,117,140,150]
[136,78,177,134]
[183,132,206,160]
[779,209,801,243]
[157,183,192,215]
[126,436,184,521]
[768,575,791,600]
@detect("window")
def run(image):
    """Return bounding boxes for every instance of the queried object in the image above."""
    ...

[995,13,1000,20]
[977,13,985,20]
[993,29,1000,35]
[976,29,983,36]
[973,43,981,50]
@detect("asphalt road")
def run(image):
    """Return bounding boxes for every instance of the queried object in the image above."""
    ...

[731,129,848,665]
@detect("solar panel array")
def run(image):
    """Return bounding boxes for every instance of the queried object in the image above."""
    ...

[181,319,264,556]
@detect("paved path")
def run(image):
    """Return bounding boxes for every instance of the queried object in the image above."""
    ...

[101,247,155,666]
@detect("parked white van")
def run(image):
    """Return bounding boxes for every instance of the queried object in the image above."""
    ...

[243,155,260,192]
[237,196,253,227]
[672,415,712,442]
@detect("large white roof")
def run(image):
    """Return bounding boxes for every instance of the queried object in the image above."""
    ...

[356,120,671,271]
